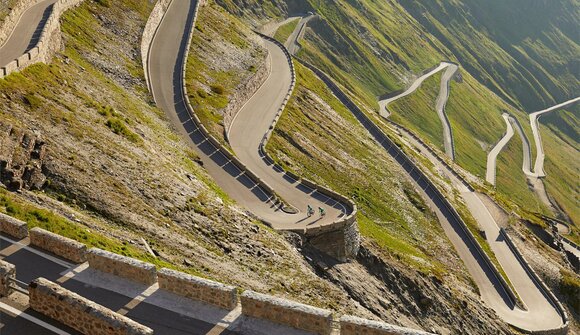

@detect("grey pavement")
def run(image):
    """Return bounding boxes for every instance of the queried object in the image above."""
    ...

[0,0,57,67]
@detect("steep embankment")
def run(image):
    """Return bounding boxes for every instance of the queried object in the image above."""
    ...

[0,0,370,315]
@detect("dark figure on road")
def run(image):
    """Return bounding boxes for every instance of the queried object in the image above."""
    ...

[307,205,314,217]
[318,207,326,217]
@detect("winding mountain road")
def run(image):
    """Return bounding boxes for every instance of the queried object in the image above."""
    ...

[0,0,56,67]
[282,15,565,332]
[529,97,580,178]
[147,0,350,230]
[486,113,514,185]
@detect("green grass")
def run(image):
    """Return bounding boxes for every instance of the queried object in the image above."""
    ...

[559,269,579,313]
[273,18,299,44]
[389,71,444,151]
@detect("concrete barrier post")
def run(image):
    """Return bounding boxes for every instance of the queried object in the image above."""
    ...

[158,268,238,310]
[30,228,87,263]
[0,213,28,239]
[240,290,333,335]
[29,278,153,335]
[0,260,15,297]
[87,248,157,286]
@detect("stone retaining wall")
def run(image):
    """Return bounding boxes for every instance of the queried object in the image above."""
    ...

[0,212,28,239]
[500,228,569,335]
[240,290,333,335]
[0,260,15,297]
[340,315,434,335]
[87,248,157,286]
[157,267,237,310]
[29,277,153,335]
[30,227,87,263]
[0,0,85,78]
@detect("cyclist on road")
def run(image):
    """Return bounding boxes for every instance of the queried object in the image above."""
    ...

[307,205,314,217]
[318,207,326,217]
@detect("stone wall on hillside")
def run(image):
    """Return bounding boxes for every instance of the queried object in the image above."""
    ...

[30,227,87,263]
[29,277,153,335]
[0,260,15,297]
[87,248,157,286]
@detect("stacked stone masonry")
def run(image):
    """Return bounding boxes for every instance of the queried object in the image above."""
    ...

[340,315,434,335]
[30,227,87,263]
[158,267,238,310]
[29,277,153,335]
[0,212,28,239]
[87,248,157,286]
[0,260,15,297]
[241,290,333,335]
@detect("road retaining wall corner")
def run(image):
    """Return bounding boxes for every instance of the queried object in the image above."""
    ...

[0,212,28,239]
[158,267,238,310]
[30,227,87,263]
[0,259,15,297]
[87,248,157,286]
[29,277,153,335]
[240,290,333,335]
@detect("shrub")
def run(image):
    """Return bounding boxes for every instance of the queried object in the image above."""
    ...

[210,84,225,95]
[105,118,140,143]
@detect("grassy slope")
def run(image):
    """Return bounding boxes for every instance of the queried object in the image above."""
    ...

[273,18,299,43]
[388,72,444,151]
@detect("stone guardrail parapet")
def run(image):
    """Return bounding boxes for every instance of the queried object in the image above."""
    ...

[87,248,157,286]
[294,56,526,309]
[29,277,154,335]
[240,290,333,335]
[500,228,569,335]
[0,0,85,79]
[157,268,238,310]
[340,315,434,335]
[0,260,16,297]
[30,227,87,263]
[0,212,28,239]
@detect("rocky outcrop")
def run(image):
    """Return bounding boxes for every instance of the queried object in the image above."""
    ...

[0,123,48,191]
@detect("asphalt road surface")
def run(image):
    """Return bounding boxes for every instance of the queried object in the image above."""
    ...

[485,113,514,185]
[148,0,350,230]
[0,0,56,67]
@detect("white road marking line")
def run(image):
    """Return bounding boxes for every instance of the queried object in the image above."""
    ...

[0,301,71,335]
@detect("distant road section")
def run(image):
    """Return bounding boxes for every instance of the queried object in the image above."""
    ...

[529,97,580,177]
[378,61,457,159]
[486,113,513,185]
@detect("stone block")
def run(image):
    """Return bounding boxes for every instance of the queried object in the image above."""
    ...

[29,278,153,335]
[0,260,15,297]
[158,268,238,310]
[340,315,434,335]
[0,212,28,239]
[241,290,333,335]
[87,248,157,286]
[30,227,87,263]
